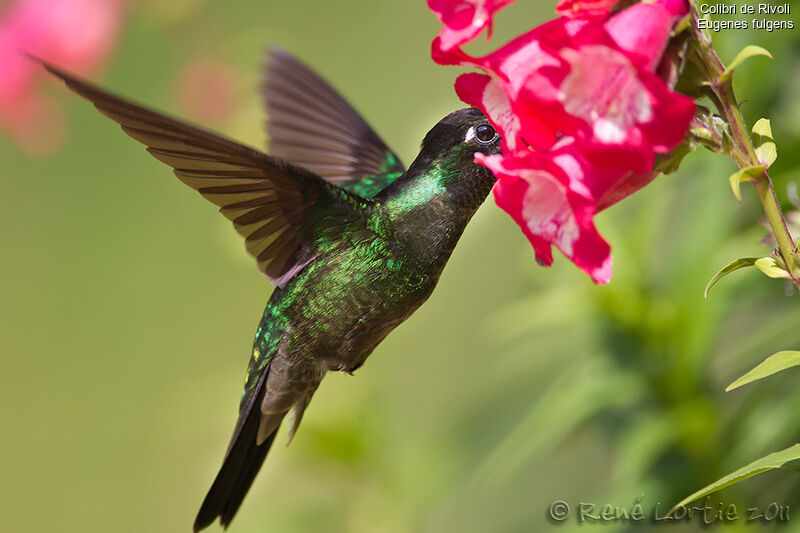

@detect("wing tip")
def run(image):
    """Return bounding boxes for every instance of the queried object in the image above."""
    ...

[262,45,294,82]
[25,54,73,85]
[265,44,289,60]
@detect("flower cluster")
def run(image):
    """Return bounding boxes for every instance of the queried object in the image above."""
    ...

[428,0,694,283]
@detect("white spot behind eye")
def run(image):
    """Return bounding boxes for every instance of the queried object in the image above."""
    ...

[465,125,478,143]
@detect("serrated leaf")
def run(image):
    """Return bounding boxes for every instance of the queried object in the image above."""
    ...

[720,45,774,83]
[669,444,800,514]
[752,118,777,167]
[728,165,765,202]
[726,351,800,391]
[704,257,758,298]
[754,256,791,279]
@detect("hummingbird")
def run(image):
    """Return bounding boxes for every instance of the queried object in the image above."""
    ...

[40,48,501,530]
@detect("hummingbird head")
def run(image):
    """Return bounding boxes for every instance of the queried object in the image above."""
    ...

[377,107,502,213]
[416,107,502,172]
[399,107,502,212]
[377,108,503,263]
[378,107,502,211]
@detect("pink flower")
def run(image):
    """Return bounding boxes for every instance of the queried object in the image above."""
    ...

[427,0,515,51]
[555,0,618,18]
[479,149,614,283]
[480,138,656,283]
[434,1,694,170]
[0,0,125,155]
[429,0,693,283]
[174,58,238,124]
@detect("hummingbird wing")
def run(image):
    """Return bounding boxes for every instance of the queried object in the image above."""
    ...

[41,60,367,288]
[262,47,406,198]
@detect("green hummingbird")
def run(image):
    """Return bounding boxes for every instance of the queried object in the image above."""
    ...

[40,48,501,530]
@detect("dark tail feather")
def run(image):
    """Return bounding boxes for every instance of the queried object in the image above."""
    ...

[218,431,277,527]
[194,367,280,532]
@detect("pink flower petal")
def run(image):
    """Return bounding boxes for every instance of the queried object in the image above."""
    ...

[575,128,654,172]
[454,72,526,153]
[434,19,572,151]
[549,140,656,211]
[427,0,516,51]
[636,71,696,152]
[559,45,653,143]
[556,0,618,19]
[604,0,688,70]
[479,152,613,284]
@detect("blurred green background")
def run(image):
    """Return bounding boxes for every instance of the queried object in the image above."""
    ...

[3,1,800,532]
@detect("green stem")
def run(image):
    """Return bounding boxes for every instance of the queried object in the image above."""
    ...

[754,177,799,274]
[691,9,800,288]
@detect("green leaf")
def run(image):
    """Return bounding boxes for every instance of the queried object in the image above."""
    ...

[728,165,766,202]
[669,444,800,514]
[704,257,758,298]
[726,350,800,391]
[752,118,777,167]
[756,143,777,167]
[752,117,774,139]
[754,256,791,279]
[720,45,774,83]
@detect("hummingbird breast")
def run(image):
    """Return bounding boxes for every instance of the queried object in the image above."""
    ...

[281,234,440,373]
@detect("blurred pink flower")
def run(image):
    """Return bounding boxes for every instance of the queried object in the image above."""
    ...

[429,0,693,283]
[174,58,238,124]
[0,0,126,155]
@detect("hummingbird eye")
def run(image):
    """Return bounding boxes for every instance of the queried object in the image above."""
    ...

[466,123,498,145]
[476,124,496,142]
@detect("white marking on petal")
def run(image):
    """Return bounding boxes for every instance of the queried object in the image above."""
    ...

[481,77,520,150]
[519,170,580,256]
[592,254,613,284]
[501,41,560,96]
[551,151,592,197]
[593,117,626,143]
[558,45,653,144]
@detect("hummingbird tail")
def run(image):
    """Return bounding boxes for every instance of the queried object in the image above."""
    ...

[194,366,282,532]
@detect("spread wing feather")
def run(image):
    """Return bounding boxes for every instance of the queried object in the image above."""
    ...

[41,60,365,287]
[262,47,405,197]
